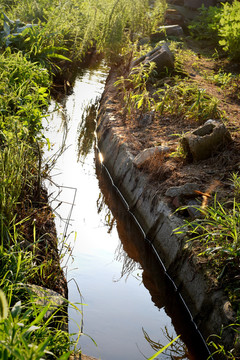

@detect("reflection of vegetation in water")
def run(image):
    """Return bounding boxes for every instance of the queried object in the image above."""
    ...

[143,327,189,360]
[114,242,141,281]
[77,99,99,162]
[96,192,116,234]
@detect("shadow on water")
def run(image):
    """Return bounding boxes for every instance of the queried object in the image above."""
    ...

[95,156,210,360]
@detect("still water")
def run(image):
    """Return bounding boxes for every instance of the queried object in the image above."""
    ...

[43,63,208,360]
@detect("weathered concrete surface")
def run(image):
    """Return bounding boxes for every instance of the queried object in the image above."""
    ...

[130,43,174,74]
[96,69,235,352]
[133,145,170,167]
[181,119,232,161]
[150,25,184,42]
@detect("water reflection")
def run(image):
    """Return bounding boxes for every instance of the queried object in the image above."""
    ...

[77,101,99,163]
[143,327,190,360]
[95,157,210,360]
[46,61,210,359]
[96,192,116,234]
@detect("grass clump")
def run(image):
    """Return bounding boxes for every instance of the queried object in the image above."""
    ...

[114,59,220,125]
[174,175,240,359]
[153,79,220,123]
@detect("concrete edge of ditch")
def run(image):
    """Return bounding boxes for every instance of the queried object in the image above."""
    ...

[95,71,235,353]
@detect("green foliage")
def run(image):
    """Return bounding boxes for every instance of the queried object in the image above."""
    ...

[0,12,71,69]
[175,196,240,280]
[218,1,240,60]
[189,1,240,60]
[207,326,240,360]
[3,0,167,61]
[147,335,180,360]
[188,5,222,41]
[0,290,8,320]
[114,62,157,114]
[0,299,71,359]
[232,173,240,200]
[0,142,36,225]
[115,57,220,123]
[154,79,220,123]
[0,51,50,140]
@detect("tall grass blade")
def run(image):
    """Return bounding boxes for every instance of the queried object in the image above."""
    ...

[147,335,180,360]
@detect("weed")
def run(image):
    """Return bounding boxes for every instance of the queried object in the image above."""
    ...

[218,1,240,60]
[231,173,240,200]
[0,298,71,359]
[154,79,220,123]
[188,4,222,42]
[189,1,240,60]
[114,61,157,115]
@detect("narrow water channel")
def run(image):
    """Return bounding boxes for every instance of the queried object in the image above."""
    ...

[43,63,209,360]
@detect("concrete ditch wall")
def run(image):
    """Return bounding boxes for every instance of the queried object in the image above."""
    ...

[96,72,235,353]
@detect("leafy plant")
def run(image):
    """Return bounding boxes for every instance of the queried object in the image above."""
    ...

[218,1,240,60]
[0,12,37,48]
[0,50,50,140]
[114,61,156,115]
[231,173,240,200]
[154,79,220,123]
[188,4,222,42]
[0,12,71,69]
[207,325,240,360]
[174,196,240,280]
[0,299,71,359]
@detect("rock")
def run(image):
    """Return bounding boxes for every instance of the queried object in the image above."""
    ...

[138,111,154,127]
[144,43,175,74]
[166,183,199,197]
[165,9,185,27]
[150,25,184,42]
[133,145,170,167]
[180,119,232,161]
[130,43,174,74]
[186,199,202,218]
[24,284,67,320]
[138,36,150,46]
[131,46,161,69]
[184,0,217,9]
[223,301,235,322]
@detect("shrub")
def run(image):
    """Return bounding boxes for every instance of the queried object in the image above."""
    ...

[218,0,240,60]
[188,5,222,41]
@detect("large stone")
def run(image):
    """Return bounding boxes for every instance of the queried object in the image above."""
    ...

[131,43,174,74]
[25,284,67,320]
[180,119,232,161]
[165,183,199,197]
[150,25,184,42]
[144,43,175,74]
[184,0,217,9]
[165,9,185,27]
[133,145,170,167]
